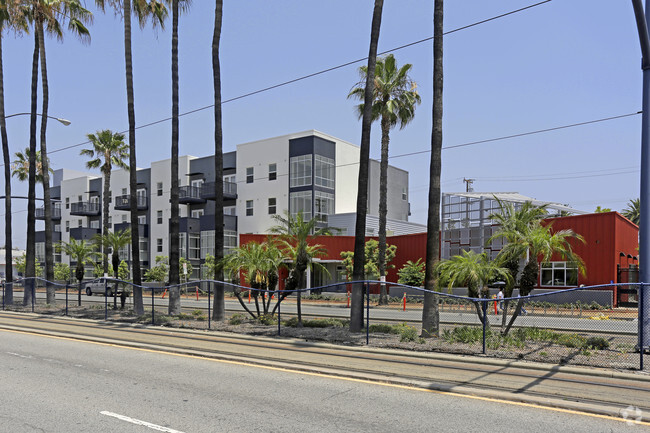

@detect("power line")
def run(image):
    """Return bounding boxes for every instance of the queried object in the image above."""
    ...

[26,0,553,159]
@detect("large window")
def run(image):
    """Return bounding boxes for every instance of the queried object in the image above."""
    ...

[290,191,312,220]
[139,238,148,262]
[179,233,187,258]
[189,233,200,260]
[290,154,312,187]
[314,191,334,223]
[314,155,334,189]
[225,229,237,253]
[35,243,45,263]
[540,262,578,287]
[201,230,214,259]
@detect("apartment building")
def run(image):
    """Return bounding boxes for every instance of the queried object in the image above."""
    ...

[36,130,416,279]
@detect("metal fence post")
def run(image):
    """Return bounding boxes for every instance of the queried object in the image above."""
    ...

[366,282,370,345]
[482,300,487,355]
[104,279,108,320]
[641,283,645,370]
[31,278,35,313]
[277,289,281,336]
[151,285,155,326]
[2,282,4,310]
[208,281,211,330]
[65,283,68,316]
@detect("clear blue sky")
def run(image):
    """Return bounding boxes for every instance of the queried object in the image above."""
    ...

[0,0,643,248]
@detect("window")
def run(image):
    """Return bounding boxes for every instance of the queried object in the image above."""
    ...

[179,233,187,258]
[156,238,163,253]
[224,206,236,216]
[65,197,70,209]
[78,219,83,228]
[122,214,127,223]
[540,262,579,287]
[138,215,146,224]
[290,191,312,220]
[314,155,334,188]
[268,163,277,181]
[90,220,100,229]
[201,230,214,259]
[157,182,163,196]
[191,209,204,219]
[139,238,148,262]
[77,195,82,203]
[122,188,127,195]
[35,243,45,263]
[290,155,312,187]
[157,210,163,224]
[189,233,200,260]
[268,198,276,215]
[108,216,112,226]
[314,191,334,223]
[225,229,237,253]
[246,167,254,184]
[246,200,254,216]
[402,188,408,201]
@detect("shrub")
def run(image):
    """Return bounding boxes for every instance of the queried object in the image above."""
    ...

[303,318,347,328]
[229,313,246,325]
[584,336,609,350]
[369,324,395,334]
[395,323,419,342]
[257,314,277,326]
[397,259,425,287]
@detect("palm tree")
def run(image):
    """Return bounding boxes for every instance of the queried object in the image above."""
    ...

[11,147,51,182]
[269,211,332,325]
[421,0,443,337]
[57,238,97,306]
[211,0,225,322]
[94,0,167,316]
[93,228,131,309]
[30,0,92,305]
[350,0,384,333]
[81,130,128,278]
[0,0,28,306]
[495,219,586,335]
[348,54,421,305]
[167,0,191,316]
[623,198,640,225]
[437,250,511,326]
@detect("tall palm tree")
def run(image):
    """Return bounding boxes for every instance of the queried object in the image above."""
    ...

[421,0,443,337]
[81,129,129,277]
[57,238,97,306]
[93,228,131,309]
[348,54,421,305]
[31,0,91,304]
[0,0,27,305]
[437,250,511,326]
[11,147,51,182]
[167,0,191,316]
[211,0,225,322]
[270,211,332,325]
[94,0,166,315]
[623,198,640,225]
[350,0,384,333]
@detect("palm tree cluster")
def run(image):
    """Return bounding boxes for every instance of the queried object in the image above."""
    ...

[435,199,586,335]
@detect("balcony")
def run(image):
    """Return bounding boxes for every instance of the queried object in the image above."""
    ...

[35,206,61,221]
[200,181,237,201]
[70,201,101,216]
[114,194,148,211]
[178,186,206,204]
[69,227,101,241]
[114,222,149,237]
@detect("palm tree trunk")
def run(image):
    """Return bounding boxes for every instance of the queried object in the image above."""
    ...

[421,0,443,337]
[0,31,13,305]
[124,0,143,315]
[102,167,111,274]
[37,21,55,304]
[211,0,226,322]
[25,28,39,307]
[350,0,384,333]
[377,115,390,306]
[168,0,181,315]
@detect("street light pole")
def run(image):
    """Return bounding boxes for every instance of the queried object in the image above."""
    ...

[631,0,650,355]
[4,112,71,126]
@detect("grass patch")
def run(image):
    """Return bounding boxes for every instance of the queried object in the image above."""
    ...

[283,317,348,328]
[229,313,246,325]
[368,322,423,343]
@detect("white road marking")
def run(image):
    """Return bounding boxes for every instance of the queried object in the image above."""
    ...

[100,411,185,433]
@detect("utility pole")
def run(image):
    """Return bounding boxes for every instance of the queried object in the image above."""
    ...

[631,0,650,357]
[463,178,474,193]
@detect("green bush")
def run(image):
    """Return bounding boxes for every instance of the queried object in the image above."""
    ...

[257,314,277,326]
[229,313,246,325]
[397,259,425,287]
[398,324,419,342]
[369,324,396,334]
[303,318,347,328]
[584,336,609,350]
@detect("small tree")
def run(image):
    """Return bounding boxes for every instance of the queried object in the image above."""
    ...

[57,239,97,306]
[397,259,425,287]
[340,239,396,304]
[14,253,43,278]
[145,256,169,283]
[54,262,71,282]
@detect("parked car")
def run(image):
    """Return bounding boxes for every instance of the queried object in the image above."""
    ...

[83,280,116,297]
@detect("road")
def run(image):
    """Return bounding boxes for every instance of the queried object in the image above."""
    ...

[12,290,639,335]
[0,319,647,432]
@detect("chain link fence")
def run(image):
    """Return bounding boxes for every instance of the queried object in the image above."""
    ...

[1,278,646,370]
